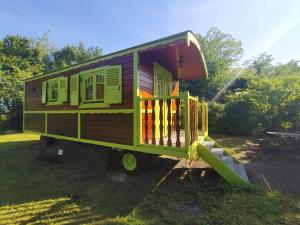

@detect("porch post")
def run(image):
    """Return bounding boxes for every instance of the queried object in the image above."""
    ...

[184,91,190,149]
[195,96,199,143]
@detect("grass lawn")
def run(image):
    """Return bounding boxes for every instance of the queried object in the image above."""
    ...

[0,133,299,225]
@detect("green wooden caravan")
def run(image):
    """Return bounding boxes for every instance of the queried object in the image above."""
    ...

[24,31,249,185]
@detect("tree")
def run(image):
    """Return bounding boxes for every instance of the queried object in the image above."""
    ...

[182,27,244,100]
[274,60,300,76]
[0,34,102,131]
[249,53,274,76]
[0,35,46,130]
[44,42,102,72]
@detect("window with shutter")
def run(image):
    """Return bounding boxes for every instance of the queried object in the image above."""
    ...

[70,74,79,106]
[79,67,107,107]
[42,81,47,104]
[43,77,68,105]
[105,65,122,104]
[58,77,68,103]
[78,65,122,108]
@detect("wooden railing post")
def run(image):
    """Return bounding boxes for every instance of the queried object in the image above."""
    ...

[175,98,181,147]
[137,96,141,145]
[205,103,208,136]
[152,100,156,145]
[167,99,172,146]
[201,102,208,137]
[144,100,149,144]
[159,99,164,145]
[184,91,190,149]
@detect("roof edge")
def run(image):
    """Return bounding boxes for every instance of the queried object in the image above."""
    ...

[25,30,207,82]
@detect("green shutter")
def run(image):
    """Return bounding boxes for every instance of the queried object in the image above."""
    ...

[70,74,79,106]
[58,77,68,103]
[105,65,122,104]
[42,81,47,103]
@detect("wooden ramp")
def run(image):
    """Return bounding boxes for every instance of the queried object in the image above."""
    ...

[197,139,249,186]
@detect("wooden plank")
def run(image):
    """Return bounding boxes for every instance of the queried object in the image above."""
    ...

[24,113,45,132]
[47,114,78,137]
[81,113,134,145]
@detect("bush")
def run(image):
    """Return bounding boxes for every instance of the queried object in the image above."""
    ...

[208,102,225,133]
[209,73,300,135]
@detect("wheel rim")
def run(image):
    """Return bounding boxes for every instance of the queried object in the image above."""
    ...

[122,153,137,171]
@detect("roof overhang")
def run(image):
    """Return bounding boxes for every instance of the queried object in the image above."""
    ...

[25,30,208,82]
[138,31,208,80]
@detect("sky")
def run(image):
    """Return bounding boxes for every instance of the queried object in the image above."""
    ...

[0,0,300,64]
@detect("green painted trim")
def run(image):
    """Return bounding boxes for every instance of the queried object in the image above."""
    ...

[141,96,182,101]
[139,143,187,152]
[24,109,133,114]
[188,141,199,160]
[24,31,207,83]
[188,95,198,101]
[195,97,199,141]
[197,143,248,186]
[78,103,110,108]
[184,91,190,149]
[122,153,137,171]
[201,102,208,137]
[136,145,188,158]
[23,130,189,158]
[47,102,64,106]
[133,52,139,147]
[46,77,67,105]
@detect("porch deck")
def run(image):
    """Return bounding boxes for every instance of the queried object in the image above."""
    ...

[150,130,204,148]
[138,92,208,150]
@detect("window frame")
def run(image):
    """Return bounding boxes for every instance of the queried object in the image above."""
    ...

[79,67,109,108]
[45,77,65,105]
[48,80,59,103]
[81,72,105,103]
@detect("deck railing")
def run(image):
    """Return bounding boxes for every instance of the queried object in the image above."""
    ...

[137,91,207,151]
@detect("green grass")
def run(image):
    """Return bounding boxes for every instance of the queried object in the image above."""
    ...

[0,133,299,224]
[210,134,258,154]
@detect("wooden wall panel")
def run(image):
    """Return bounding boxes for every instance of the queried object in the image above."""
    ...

[25,54,134,111]
[139,56,154,97]
[47,114,78,138]
[24,113,45,133]
[81,113,133,145]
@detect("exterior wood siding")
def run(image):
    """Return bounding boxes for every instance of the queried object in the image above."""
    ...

[25,54,134,111]
[81,113,133,145]
[24,113,45,133]
[139,56,154,97]
[47,114,78,138]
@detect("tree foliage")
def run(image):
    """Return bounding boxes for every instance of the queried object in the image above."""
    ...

[0,34,102,131]
[210,67,300,135]
[182,27,244,100]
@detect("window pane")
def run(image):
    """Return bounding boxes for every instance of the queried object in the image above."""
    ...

[86,85,93,100]
[51,88,58,100]
[96,83,104,99]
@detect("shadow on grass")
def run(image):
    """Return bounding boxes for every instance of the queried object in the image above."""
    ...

[0,138,181,224]
[1,136,299,225]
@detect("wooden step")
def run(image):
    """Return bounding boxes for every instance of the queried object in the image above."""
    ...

[203,141,215,151]
[222,155,234,169]
[233,163,249,182]
[211,148,224,158]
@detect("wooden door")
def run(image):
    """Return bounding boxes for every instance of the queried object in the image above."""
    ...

[154,63,172,138]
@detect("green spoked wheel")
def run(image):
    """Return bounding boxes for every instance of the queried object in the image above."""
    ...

[122,153,137,171]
